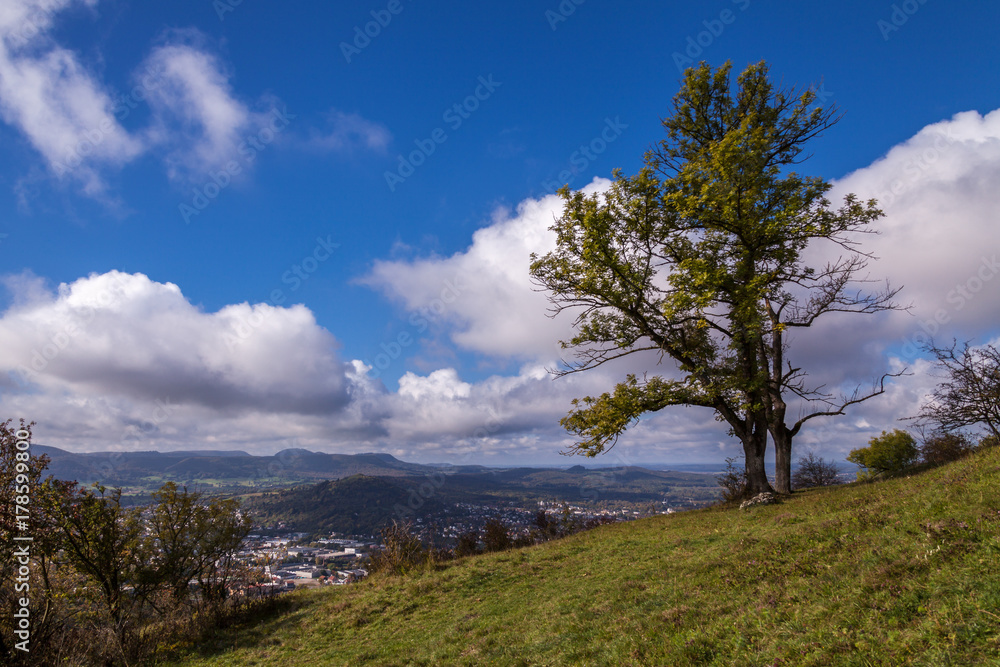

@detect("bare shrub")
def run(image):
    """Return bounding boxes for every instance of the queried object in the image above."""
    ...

[791,452,842,489]
[716,457,748,502]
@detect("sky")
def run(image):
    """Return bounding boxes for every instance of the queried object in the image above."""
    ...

[0,0,998,467]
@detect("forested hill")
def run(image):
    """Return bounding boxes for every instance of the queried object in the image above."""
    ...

[241,474,446,536]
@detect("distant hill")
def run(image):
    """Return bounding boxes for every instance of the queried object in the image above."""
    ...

[33,445,447,490]
[241,474,450,536]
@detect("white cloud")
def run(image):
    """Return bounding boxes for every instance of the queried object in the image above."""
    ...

[0,0,143,195]
[306,109,391,152]
[0,4,385,197]
[362,177,612,361]
[0,271,354,419]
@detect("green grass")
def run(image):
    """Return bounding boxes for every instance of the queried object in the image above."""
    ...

[166,448,1000,666]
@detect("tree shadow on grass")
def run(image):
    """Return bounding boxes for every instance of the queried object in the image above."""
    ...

[158,591,323,663]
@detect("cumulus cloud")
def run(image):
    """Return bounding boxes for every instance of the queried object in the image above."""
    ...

[362,177,611,361]
[0,271,360,454]
[812,108,1000,379]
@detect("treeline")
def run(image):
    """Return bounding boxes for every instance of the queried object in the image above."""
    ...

[0,420,266,666]
[369,507,619,576]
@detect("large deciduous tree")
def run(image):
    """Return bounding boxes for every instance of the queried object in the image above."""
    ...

[530,61,901,495]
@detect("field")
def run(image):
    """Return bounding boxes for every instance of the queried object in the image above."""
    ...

[167,447,1000,666]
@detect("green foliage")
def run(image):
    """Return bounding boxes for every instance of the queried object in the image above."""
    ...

[921,432,974,466]
[0,416,265,666]
[847,429,919,478]
[530,60,898,495]
[454,530,481,557]
[147,482,254,608]
[482,518,513,553]
[791,452,842,489]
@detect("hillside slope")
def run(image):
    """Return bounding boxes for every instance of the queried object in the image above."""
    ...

[173,448,1000,666]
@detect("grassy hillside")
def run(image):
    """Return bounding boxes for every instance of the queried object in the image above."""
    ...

[169,448,1000,666]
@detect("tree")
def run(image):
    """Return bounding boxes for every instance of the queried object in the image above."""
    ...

[530,61,901,495]
[369,520,425,575]
[145,482,253,609]
[913,341,1000,442]
[791,452,841,489]
[482,518,513,553]
[56,484,151,645]
[847,429,918,478]
[919,431,973,466]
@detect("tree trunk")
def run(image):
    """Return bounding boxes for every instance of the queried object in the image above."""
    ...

[773,427,792,495]
[742,433,774,496]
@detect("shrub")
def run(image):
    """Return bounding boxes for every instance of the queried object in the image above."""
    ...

[716,457,748,502]
[791,452,842,489]
[482,518,512,553]
[921,432,973,466]
[847,429,918,478]
[369,521,426,575]
[980,434,999,449]
[454,530,481,557]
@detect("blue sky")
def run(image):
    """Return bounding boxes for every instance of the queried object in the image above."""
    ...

[1,0,999,466]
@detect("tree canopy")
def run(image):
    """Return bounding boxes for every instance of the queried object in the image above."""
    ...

[531,61,901,495]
